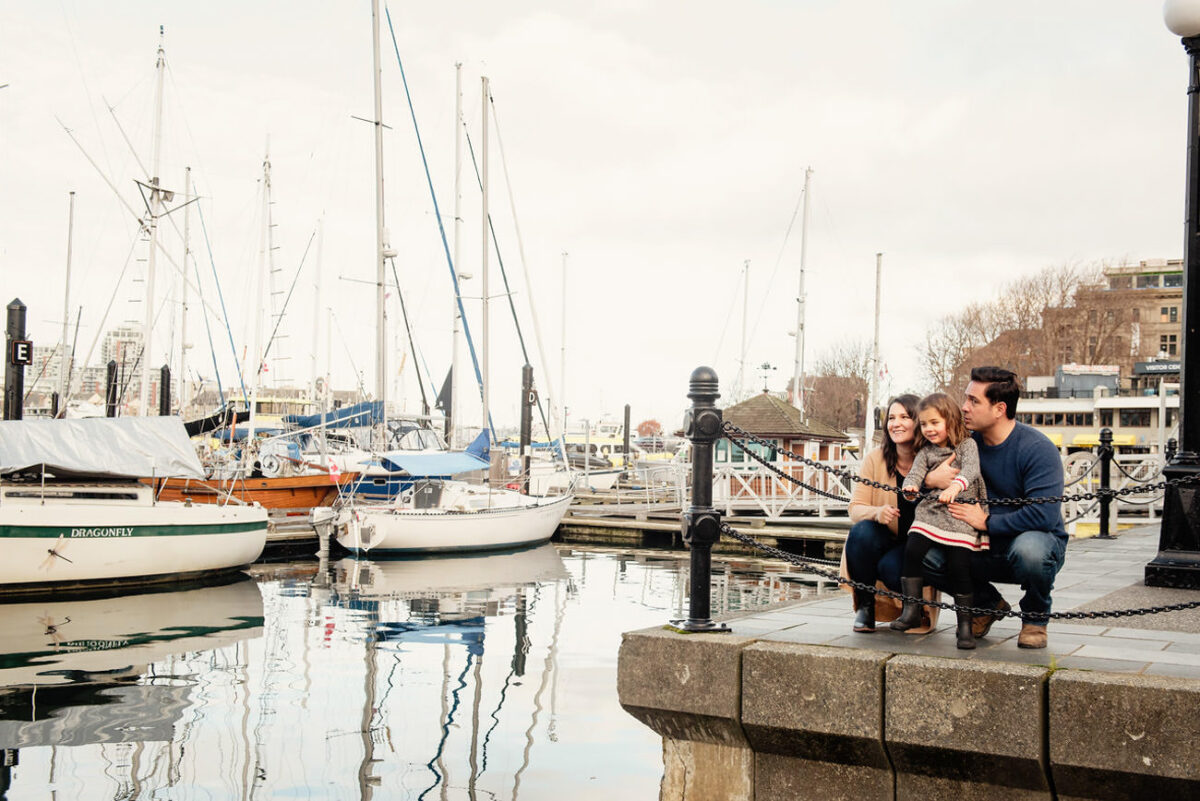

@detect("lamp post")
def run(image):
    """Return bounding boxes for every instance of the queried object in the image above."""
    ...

[1147,1,1200,588]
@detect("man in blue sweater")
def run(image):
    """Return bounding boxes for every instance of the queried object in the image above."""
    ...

[926,366,1067,649]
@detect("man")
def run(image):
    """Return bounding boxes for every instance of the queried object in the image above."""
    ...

[925,366,1067,649]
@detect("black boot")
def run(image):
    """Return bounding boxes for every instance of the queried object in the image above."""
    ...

[889,577,925,631]
[852,589,876,632]
[954,594,976,650]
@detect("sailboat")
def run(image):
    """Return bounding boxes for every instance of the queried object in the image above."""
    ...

[329,4,570,554]
[0,416,268,594]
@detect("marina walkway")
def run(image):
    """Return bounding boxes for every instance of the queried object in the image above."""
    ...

[719,523,1200,678]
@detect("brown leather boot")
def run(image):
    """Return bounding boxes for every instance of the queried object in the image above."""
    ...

[1018,623,1048,649]
[972,598,1011,638]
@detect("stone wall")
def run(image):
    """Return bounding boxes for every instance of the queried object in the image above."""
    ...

[617,627,1200,801]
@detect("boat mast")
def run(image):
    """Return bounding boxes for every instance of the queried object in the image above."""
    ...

[450,62,464,449]
[138,28,167,417]
[371,0,387,430]
[311,218,323,402]
[864,252,882,452]
[480,75,490,441]
[248,148,271,442]
[179,166,191,414]
[737,259,749,401]
[790,167,812,415]
[559,251,567,437]
[60,191,75,409]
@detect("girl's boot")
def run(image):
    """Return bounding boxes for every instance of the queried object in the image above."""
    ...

[954,594,976,650]
[852,589,876,632]
[889,577,925,631]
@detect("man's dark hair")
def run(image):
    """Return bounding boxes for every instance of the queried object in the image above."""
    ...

[969,366,1020,419]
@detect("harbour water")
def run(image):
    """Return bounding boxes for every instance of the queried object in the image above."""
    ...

[0,543,834,799]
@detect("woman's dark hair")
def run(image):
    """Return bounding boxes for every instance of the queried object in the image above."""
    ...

[918,392,969,448]
[882,394,923,477]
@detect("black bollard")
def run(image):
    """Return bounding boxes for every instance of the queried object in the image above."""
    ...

[1167,437,1179,464]
[105,360,119,417]
[4,299,29,421]
[51,392,60,419]
[671,367,731,633]
[159,364,171,416]
[1097,427,1114,540]
[518,364,534,494]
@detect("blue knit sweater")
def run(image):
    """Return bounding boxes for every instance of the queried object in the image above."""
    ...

[973,422,1067,541]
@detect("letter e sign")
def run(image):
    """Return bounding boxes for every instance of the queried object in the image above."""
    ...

[9,340,32,366]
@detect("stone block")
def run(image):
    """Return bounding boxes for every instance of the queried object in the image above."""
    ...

[660,738,753,801]
[618,626,757,746]
[885,655,1051,800]
[1050,670,1200,801]
[741,641,892,799]
[756,751,892,801]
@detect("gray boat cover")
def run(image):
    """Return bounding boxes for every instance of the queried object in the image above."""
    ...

[0,417,205,479]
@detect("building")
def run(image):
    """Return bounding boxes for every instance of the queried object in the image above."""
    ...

[1042,259,1182,382]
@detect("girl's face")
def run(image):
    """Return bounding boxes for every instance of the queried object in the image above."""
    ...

[886,403,916,446]
[919,408,948,447]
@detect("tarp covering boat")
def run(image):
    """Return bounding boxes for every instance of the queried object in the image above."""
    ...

[376,452,489,477]
[184,405,251,437]
[282,401,384,430]
[0,417,206,479]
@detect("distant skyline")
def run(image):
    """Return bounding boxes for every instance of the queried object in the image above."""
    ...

[0,2,1189,430]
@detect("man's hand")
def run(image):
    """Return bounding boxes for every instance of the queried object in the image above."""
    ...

[924,454,959,489]
[949,501,988,531]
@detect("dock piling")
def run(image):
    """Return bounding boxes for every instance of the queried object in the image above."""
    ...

[1098,427,1115,539]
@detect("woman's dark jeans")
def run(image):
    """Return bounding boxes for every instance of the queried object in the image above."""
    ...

[844,519,905,591]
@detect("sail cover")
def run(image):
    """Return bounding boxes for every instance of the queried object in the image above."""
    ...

[0,417,205,479]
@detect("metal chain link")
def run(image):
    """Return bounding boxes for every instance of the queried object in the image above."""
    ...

[723,421,1200,507]
[720,522,1200,621]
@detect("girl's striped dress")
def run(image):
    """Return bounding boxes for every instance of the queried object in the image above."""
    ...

[902,439,989,551]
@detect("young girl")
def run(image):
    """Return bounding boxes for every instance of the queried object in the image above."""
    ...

[889,393,988,649]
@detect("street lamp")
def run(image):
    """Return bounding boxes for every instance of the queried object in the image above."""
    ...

[1147,1,1200,587]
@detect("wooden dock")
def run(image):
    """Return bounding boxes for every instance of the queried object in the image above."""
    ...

[557,498,849,558]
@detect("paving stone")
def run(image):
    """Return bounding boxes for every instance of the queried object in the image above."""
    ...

[1052,656,1149,673]
[1074,644,1200,667]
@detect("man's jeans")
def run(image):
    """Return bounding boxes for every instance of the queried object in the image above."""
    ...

[923,530,1067,627]
[844,519,905,591]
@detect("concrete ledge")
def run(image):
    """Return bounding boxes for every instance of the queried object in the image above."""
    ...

[742,642,892,760]
[1050,670,1200,801]
[886,656,1051,800]
[617,626,757,746]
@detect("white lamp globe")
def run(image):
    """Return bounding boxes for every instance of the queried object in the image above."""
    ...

[1166,0,1200,37]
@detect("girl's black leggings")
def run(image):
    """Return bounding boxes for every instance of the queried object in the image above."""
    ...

[902,534,973,596]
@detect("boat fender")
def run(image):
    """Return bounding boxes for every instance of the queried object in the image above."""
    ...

[260,455,281,478]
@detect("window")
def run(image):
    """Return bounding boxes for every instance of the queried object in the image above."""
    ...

[1110,276,1132,289]
[1161,334,1178,356]
[1171,306,1179,323]
[1138,274,1160,289]
[1164,273,1183,288]
[1119,409,1152,427]
[1132,308,1140,322]
[1100,410,1114,427]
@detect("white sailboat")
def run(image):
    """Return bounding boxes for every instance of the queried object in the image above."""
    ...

[0,416,268,593]
[331,4,571,554]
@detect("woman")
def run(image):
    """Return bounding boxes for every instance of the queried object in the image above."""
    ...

[841,394,939,633]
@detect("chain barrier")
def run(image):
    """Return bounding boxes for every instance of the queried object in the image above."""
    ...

[1064,457,1101,487]
[720,523,1200,621]
[1112,458,1162,482]
[723,421,1200,507]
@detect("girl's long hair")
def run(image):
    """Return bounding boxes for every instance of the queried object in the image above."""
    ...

[882,394,923,477]
[918,392,968,448]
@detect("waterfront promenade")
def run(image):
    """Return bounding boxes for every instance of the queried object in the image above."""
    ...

[618,523,1200,800]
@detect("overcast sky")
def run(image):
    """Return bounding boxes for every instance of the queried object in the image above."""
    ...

[0,2,1187,431]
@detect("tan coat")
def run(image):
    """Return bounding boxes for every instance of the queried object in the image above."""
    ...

[840,446,940,630]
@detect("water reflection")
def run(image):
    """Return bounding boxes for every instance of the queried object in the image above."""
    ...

[0,544,833,800]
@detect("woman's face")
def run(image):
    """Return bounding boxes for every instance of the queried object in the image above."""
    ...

[886,403,916,446]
